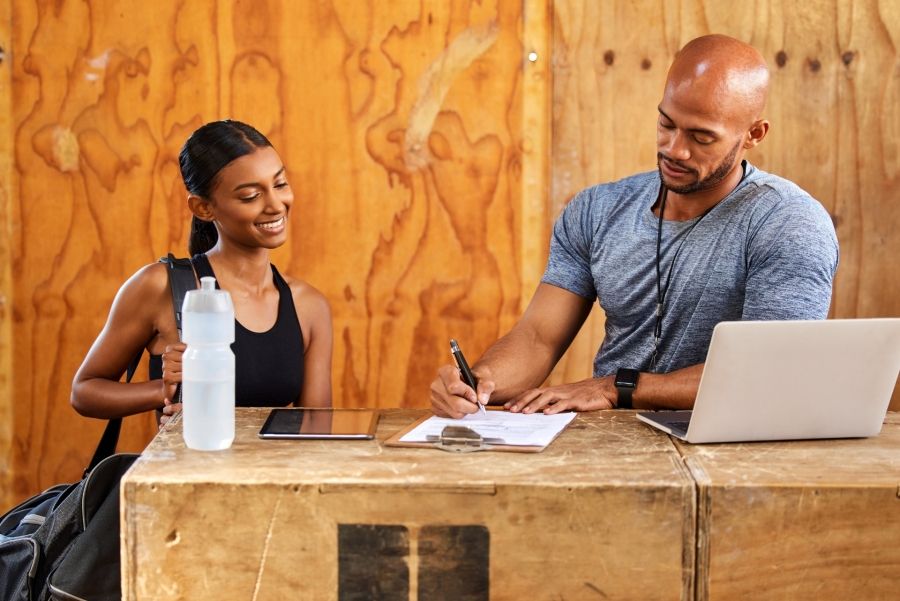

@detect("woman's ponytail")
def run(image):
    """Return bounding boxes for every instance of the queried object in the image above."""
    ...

[189,216,219,256]
[178,120,272,256]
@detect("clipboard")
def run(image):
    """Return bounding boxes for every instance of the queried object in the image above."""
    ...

[384,410,576,454]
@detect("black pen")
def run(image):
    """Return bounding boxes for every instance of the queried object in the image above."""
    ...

[450,339,486,415]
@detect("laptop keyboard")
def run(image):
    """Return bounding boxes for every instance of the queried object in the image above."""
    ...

[668,420,691,432]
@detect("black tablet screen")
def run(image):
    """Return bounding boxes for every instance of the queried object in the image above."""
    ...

[260,409,377,437]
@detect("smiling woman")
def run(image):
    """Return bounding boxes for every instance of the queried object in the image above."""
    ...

[70,121,333,425]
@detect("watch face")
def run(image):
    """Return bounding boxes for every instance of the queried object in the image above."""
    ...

[615,368,639,387]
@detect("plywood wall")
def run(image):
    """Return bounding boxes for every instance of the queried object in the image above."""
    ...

[2,0,549,506]
[3,0,899,506]
[548,0,900,413]
[0,0,14,508]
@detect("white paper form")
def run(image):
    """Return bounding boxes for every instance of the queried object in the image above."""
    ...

[398,411,577,447]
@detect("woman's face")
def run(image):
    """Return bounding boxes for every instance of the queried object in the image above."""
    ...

[201,146,294,250]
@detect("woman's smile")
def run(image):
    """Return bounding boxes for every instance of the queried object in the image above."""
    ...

[255,215,285,233]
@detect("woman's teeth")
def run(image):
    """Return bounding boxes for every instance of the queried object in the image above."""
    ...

[256,217,284,230]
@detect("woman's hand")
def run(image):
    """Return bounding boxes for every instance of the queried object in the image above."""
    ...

[159,397,182,429]
[159,343,186,429]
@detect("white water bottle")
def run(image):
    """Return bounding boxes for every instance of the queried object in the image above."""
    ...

[181,276,235,450]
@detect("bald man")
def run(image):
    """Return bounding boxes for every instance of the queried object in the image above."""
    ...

[430,34,839,417]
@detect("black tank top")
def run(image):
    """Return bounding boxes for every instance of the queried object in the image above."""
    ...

[149,254,305,407]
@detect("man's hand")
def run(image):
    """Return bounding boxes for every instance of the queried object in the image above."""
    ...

[504,376,617,414]
[430,365,495,418]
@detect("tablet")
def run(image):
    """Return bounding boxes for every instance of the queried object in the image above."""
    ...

[258,408,379,440]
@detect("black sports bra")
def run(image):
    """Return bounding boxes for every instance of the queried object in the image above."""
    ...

[149,254,305,407]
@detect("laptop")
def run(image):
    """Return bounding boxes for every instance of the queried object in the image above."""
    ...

[637,319,900,443]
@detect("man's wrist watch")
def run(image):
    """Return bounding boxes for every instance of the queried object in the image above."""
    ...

[614,368,640,409]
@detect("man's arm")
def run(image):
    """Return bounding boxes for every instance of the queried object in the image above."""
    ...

[429,283,592,417]
[430,284,707,417]
[508,362,704,414]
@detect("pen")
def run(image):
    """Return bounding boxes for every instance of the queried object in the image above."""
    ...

[450,339,486,415]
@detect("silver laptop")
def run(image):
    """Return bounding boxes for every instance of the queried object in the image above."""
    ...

[637,319,900,443]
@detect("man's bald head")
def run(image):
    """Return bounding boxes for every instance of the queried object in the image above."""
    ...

[666,34,770,127]
[655,35,771,199]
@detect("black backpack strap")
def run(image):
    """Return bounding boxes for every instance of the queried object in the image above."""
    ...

[162,254,197,407]
[83,422,122,480]
[163,253,197,340]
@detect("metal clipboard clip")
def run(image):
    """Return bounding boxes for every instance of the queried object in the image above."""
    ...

[426,426,505,453]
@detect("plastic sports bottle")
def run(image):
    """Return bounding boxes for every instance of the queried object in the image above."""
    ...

[181,276,235,450]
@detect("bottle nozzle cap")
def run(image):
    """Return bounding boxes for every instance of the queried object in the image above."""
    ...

[200,277,216,291]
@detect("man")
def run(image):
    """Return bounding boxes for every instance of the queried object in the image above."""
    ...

[430,34,839,418]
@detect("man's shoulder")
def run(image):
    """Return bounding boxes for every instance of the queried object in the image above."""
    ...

[738,165,837,252]
[562,171,657,222]
[743,166,821,208]
[739,165,833,224]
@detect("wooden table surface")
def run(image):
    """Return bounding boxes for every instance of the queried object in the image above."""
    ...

[121,408,695,601]
[121,409,900,600]
[123,408,686,489]
[678,412,900,601]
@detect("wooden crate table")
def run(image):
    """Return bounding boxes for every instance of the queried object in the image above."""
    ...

[121,408,695,601]
[677,411,900,601]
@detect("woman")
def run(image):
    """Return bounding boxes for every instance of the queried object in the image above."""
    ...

[72,120,332,425]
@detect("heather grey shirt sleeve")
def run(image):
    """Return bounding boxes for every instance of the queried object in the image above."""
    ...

[742,189,839,320]
[542,189,599,302]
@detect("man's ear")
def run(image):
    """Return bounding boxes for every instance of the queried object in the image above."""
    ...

[187,194,215,222]
[744,119,770,149]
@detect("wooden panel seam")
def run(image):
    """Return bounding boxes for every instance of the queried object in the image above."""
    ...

[681,455,712,601]
[672,446,710,601]
[520,0,552,311]
[669,454,697,601]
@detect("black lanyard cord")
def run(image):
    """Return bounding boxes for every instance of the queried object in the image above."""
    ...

[650,185,715,371]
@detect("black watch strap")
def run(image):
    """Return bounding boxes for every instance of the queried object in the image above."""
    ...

[615,368,639,409]
[617,385,634,409]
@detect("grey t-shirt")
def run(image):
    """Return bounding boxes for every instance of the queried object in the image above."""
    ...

[542,162,839,377]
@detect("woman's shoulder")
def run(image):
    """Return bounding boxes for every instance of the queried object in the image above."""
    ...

[280,273,331,317]
[123,261,172,297]
[104,261,177,335]
[108,262,175,317]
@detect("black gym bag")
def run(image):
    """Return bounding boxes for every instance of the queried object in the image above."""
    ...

[0,380,139,601]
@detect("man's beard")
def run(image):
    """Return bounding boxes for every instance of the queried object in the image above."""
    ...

[657,137,742,195]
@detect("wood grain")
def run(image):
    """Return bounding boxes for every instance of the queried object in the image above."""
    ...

[678,412,900,600]
[276,1,529,413]
[0,0,13,512]
[122,408,695,601]
[4,0,542,505]
[548,0,900,409]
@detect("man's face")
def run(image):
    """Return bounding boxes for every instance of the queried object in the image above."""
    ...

[656,80,745,195]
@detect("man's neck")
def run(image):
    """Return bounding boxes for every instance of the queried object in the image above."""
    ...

[655,160,746,221]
